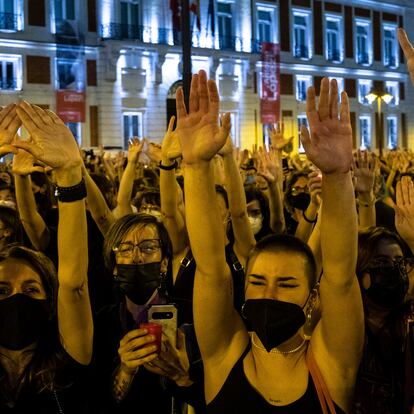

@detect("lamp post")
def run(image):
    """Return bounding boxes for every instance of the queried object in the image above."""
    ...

[365,87,393,156]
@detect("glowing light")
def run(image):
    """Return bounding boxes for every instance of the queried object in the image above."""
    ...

[366,93,377,104]
[100,0,113,38]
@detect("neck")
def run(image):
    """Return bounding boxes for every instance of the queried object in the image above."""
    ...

[251,332,306,357]
[125,289,158,323]
[0,344,36,384]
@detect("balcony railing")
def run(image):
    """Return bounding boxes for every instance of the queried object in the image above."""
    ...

[357,52,370,64]
[0,78,18,90]
[0,12,19,31]
[294,44,309,59]
[327,49,341,62]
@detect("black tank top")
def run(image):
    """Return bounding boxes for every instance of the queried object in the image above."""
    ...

[207,343,346,414]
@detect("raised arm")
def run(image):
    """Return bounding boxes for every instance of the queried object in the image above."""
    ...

[219,135,255,264]
[116,139,143,218]
[176,71,247,366]
[301,79,364,406]
[12,148,49,251]
[15,102,92,365]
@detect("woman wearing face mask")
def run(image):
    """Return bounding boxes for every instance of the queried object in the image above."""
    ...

[178,72,363,413]
[354,224,414,413]
[0,102,93,412]
[94,213,195,413]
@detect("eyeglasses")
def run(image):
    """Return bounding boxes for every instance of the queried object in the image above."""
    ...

[291,186,308,196]
[368,257,414,273]
[113,239,162,258]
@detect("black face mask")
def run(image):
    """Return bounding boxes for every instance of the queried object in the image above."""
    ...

[366,263,409,308]
[289,192,311,211]
[0,294,49,351]
[115,262,163,305]
[242,299,306,352]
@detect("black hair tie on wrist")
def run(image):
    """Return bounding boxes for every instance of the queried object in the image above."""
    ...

[159,160,178,170]
[54,178,87,203]
[302,209,318,224]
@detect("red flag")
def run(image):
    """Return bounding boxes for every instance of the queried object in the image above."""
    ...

[170,0,180,31]
[190,0,201,30]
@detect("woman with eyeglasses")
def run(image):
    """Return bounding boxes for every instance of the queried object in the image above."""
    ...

[354,220,414,414]
[93,213,196,413]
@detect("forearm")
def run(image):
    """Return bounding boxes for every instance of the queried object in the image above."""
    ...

[84,169,114,235]
[103,158,116,183]
[321,172,358,284]
[14,174,49,251]
[112,365,135,402]
[386,169,397,190]
[267,182,286,234]
[116,162,136,216]
[295,202,319,243]
[185,162,226,275]
[357,191,376,228]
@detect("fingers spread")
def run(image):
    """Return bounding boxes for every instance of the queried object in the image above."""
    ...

[318,78,330,121]
[198,70,209,114]
[189,74,199,113]
[329,79,339,119]
[175,87,188,120]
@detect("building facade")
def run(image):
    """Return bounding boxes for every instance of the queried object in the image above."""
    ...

[0,0,413,151]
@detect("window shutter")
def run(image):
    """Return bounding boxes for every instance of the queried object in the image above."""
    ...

[373,12,381,62]
[401,113,407,148]
[292,0,310,7]
[382,12,397,22]
[400,82,405,101]
[344,6,354,59]
[350,112,356,148]
[88,0,97,32]
[373,80,384,92]
[313,1,323,56]
[87,60,97,86]
[324,2,342,13]
[280,74,293,95]
[28,0,45,26]
[26,56,50,84]
[279,0,290,52]
[345,79,356,98]
[90,106,99,146]
[354,8,370,18]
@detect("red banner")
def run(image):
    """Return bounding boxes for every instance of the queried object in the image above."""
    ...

[56,91,86,123]
[260,42,280,124]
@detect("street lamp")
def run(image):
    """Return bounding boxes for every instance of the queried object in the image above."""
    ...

[365,87,393,156]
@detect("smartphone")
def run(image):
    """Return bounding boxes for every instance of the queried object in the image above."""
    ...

[148,304,178,348]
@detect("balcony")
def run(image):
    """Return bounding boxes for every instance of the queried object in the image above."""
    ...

[327,49,341,62]
[294,44,309,59]
[100,23,249,52]
[0,12,19,32]
[357,52,370,65]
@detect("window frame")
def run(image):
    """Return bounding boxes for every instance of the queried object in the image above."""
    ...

[325,13,343,63]
[358,79,373,105]
[54,0,75,21]
[355,18,372,66]
[385,80,399,106]
[295,75,312,102]
[123,111,144,150]
[297,113,308,153]
[359,115,372,150]
[255,2,278,45]
[386,115,398,150]
[292,9,312,60]
[217,0,234,49]
[0,53,21,91]
[382,23,399,69]
[55,57,84,91]
[0,0,22,32]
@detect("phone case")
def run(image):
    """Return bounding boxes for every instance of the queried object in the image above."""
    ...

[148,304,178,348]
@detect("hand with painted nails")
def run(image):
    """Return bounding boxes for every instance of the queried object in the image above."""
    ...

[301,78,353,175]
[175,70,231,164]
[14,102,81,171]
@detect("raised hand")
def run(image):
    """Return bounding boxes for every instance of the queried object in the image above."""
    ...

[146,142,162,163]
[395,176,414,245]
[352,150,376,194]
[301,78,353,174]
[398,28,414,86]
[14,102,81,170]
[257,146,280,183]
[0,104,21,148]
[269,122,293,151]
[308,170,322,206]
[127,137,143,164]
[161,116,182,162]
[12,144,48,176]
[218,134,234,157]
[176,70,230,164]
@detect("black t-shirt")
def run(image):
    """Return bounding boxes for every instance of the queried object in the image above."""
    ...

[0,352,91,414]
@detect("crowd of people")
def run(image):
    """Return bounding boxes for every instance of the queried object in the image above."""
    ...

[0,27,413,414]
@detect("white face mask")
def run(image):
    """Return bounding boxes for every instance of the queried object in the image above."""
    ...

[248,215,263,235]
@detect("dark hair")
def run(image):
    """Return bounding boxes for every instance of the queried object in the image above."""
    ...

[356,227,411,280]
[244,185,272,240]
[0,245,66,392]
[246,234,317,288]
[30,172,55,216]
[215,185,229,209]
[0,206,24,245]
[133,189,161,210]
[103,213,173,271]
[284,171,310,214]
[90,173,116,209]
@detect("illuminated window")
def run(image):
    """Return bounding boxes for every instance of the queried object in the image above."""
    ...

[387,116,398,149]
[120,0,141,40]
[385,81,399,106]
[66,122,81,145]
[123,112,143,149]
[256,4,277,44]
[0,54,21,90]
[355,20,371,65]
[0,0,19,31]
[217,1,233,49]
[325,15,343,62]
[359,116,371,149]
[56,58,84,90]
[293,10,311,59]
[54,0,75,21]
[298,114,308,153]
[358,79,373,105]
[383,25,398,68]
[296,75,312,102]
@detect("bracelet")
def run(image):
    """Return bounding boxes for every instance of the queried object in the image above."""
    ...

[302,210,318,224]
[158,160,178,170]
[54,178,87,202]
[358,196,376,208]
